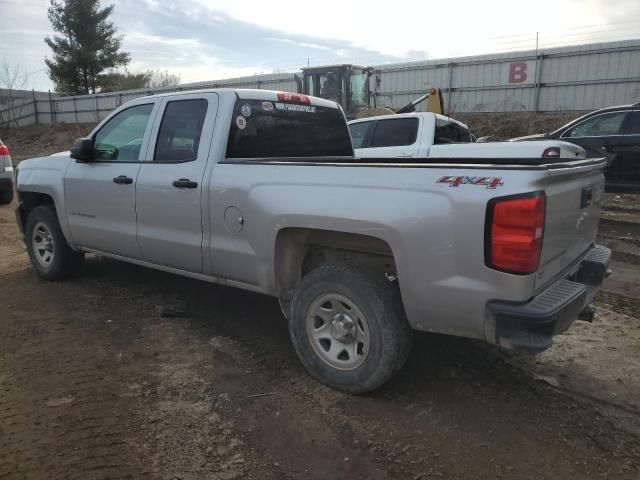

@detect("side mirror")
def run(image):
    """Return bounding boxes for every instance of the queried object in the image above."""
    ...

[70,137,94,161]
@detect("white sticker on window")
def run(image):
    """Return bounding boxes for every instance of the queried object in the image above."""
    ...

[261,101,274,112]
[240,103,252,117]
[274,102,316,113]
[236,115,247,130]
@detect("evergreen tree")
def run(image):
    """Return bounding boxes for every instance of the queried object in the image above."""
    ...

[45,0,129,95]
[100,70,150,92]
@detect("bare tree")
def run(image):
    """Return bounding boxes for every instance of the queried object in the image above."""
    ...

[146,69,181,89]
[0,57,29,127]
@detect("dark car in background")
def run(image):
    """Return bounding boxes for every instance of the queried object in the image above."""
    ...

[513,104,640,191]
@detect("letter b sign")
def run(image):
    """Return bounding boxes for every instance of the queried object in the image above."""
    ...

[508,62,528,83]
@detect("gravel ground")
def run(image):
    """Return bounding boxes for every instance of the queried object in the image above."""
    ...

[1,194,640,479]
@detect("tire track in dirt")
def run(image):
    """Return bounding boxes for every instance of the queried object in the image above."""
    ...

[0,266,274,479]
[0,275,147,479]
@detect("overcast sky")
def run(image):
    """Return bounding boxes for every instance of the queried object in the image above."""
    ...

[0,0,639,92]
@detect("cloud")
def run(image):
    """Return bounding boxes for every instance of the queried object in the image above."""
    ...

[126,32,200,47]
[267,38,332,51]
[112,0,402,76]
[0,0,637,92]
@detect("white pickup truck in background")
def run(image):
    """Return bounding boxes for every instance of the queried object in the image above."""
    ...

[348,112,586,160]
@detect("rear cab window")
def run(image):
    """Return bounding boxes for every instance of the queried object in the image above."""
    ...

[226,97,352,159]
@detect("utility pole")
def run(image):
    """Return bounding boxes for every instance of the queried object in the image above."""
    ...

[534,32,540,113]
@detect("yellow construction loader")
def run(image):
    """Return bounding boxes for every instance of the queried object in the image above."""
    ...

[296,64,444,119]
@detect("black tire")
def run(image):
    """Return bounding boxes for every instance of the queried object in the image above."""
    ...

[25,205,84,280]
[289,265,413,394]
[0,188,13,205]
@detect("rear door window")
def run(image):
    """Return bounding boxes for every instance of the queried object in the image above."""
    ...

[370,118,419,147]
[434,119,471,144]
[226,99,352,158]
[154,99,208,163]
[348,121,373,148]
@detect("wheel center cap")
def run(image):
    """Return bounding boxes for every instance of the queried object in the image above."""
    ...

[330,313,356,344]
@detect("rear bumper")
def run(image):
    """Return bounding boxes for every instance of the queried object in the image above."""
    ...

[0,175,13,191]
[487,244,611,352]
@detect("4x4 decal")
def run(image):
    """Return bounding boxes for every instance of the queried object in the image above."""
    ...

[437,176,504,189]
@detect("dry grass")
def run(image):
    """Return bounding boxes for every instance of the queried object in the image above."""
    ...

[0,122,96,164]
[455,112,581,139]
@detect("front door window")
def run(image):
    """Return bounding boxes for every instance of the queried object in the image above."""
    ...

[93,104,154,161]
[564,112,627,138]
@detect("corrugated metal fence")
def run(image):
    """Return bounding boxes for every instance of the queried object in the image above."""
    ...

[1,39,639,127]
[372,39,640,114]
[0,73,297,127]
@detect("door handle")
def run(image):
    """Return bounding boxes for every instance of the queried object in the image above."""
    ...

[113,175,133,184]
[396,153,415,158]
[172,178,198,188]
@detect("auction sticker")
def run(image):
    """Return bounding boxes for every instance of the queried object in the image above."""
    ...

[240,103,252,117]
[235,115,247,130]
[261,101,274,112]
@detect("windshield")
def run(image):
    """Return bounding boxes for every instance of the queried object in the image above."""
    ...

[348,71,369,113]
[226,99,353,159]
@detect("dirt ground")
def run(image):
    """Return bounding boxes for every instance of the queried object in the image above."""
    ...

[0,198,639,480]
[1,124,640,478]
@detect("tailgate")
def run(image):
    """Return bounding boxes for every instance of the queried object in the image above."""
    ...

[535,159,606,292]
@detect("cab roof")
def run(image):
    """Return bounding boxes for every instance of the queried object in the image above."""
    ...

[136,88,340,109]
[348,111,470,130]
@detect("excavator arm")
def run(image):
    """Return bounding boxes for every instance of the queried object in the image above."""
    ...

[394,88,444,114]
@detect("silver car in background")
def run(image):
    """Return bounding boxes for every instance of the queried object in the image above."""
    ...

[0,139,14,205]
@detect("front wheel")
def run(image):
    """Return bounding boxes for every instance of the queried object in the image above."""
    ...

[289,265,412,394]
[25,205,84,280]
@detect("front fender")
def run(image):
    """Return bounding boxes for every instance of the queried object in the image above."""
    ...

[16,156,75,247]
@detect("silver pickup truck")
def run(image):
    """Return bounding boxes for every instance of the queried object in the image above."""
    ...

[15,89,611,393]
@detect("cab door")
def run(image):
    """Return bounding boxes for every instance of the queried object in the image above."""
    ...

[64,101,159,258]
[135,93,218,273]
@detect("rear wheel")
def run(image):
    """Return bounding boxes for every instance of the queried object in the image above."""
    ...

[289,265,412,394]
[0,188,13,205]
[25,205,84,280]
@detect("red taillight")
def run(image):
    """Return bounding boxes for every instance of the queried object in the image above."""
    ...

[0,144,9,156]
[542,146,560,158]
[486,193,546,274]
[277,92,311,104]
